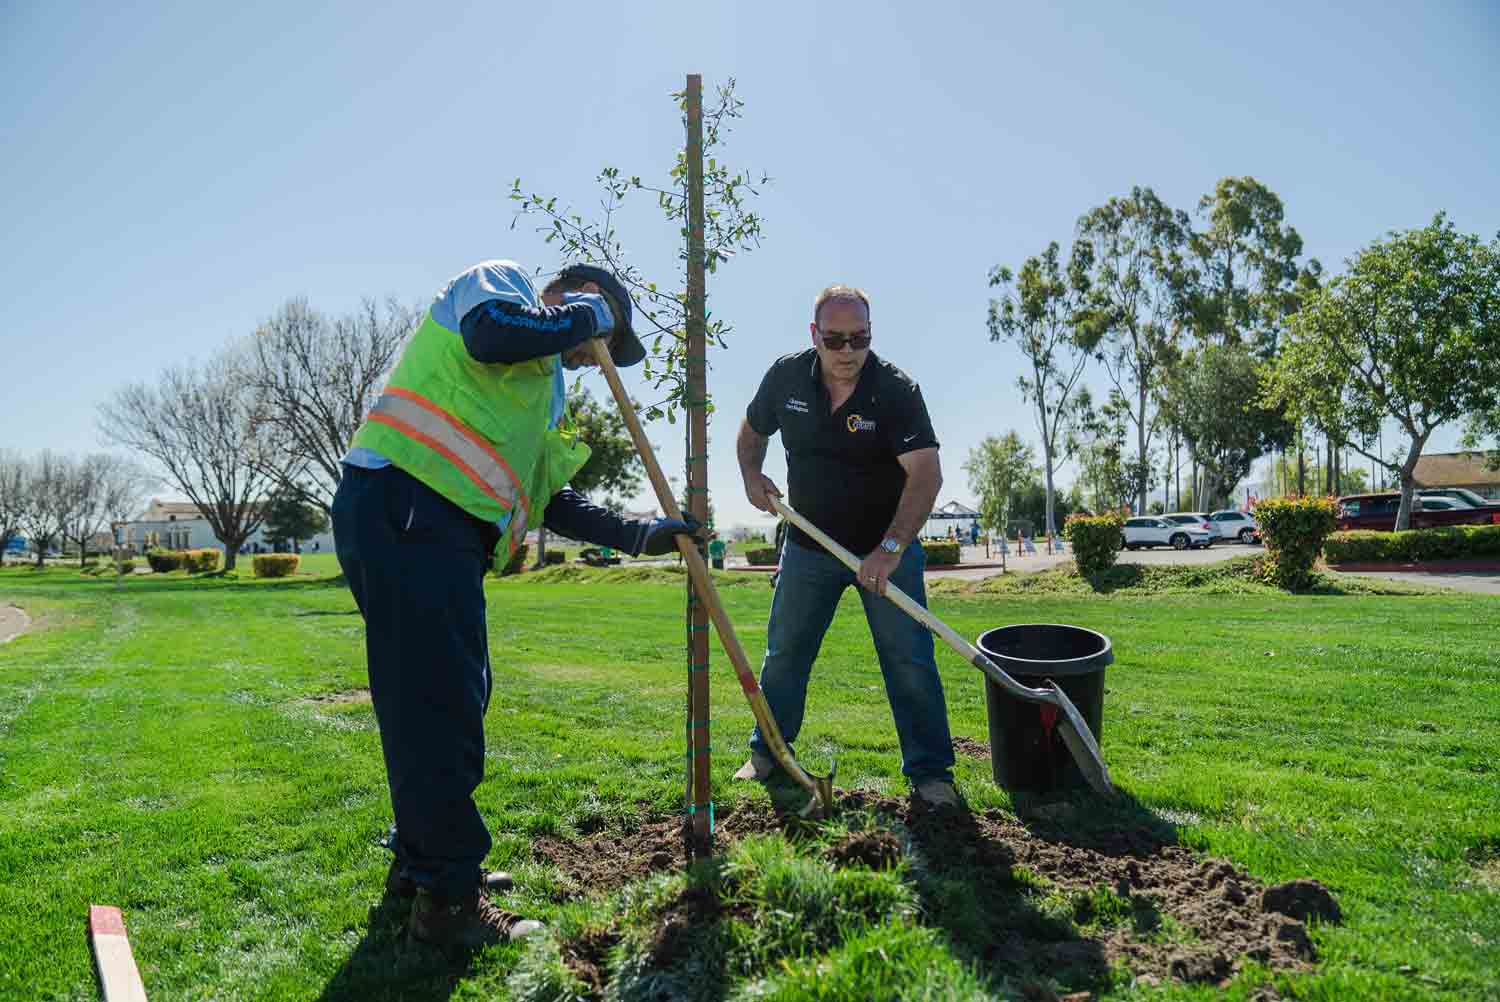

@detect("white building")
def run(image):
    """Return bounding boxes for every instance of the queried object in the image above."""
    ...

[118,499,336,557]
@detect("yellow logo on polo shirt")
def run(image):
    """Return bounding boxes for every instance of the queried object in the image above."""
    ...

[847,414,876,432]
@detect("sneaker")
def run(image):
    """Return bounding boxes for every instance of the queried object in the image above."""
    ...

[913,779,961,808]
[386,860,514,899]
[407,885,545,949]
[733,750,777,781]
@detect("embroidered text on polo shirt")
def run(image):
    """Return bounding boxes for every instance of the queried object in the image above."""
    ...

[846,414,877,432]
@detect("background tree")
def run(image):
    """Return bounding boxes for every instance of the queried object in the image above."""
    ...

[568,386,646,508]
[243,296,419,513]
[60,454,151,568]
[1008,479,1077,533]
[1159,343,1292,509]
[988,240,1098,538]
[99,349,303,571]
[1189,176,1321,357]
[1076,187,1192,513]
[1266,214,1500,528]
[963,432,1038,543]
[16,452,75,567]
[262,490,330,553]
[1074,391,1152,513]
[0,451,26,561]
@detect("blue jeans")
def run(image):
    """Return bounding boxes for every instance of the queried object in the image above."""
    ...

[750,539,955,782]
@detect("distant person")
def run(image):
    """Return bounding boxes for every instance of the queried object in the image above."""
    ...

[333,261,703,950]
[734,283,957,807]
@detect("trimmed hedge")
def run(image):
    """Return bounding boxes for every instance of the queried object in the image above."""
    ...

[118,560,136,575]
[1253,496,1338,592]
[145,549,183,573]
[1062,512,1124,577]
[253,554,301,578]
[1324,524,1500,563]
[543,550,566,566]
[745,546,779,566]
[182,549,221,573]
[921,540,961,565]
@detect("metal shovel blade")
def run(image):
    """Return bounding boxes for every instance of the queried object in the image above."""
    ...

[1047,681,1114,795]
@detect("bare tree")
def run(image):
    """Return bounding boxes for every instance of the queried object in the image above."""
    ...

[61,454,153,567]
[242,296,418,512]
[99,349,301,571]
[16,452,77,567]
[0,450,27,563]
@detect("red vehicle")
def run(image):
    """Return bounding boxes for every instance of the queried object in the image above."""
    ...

[1335,492,1500,531]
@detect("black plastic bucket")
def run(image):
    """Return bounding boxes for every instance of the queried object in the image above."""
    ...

[976,624,1113,793]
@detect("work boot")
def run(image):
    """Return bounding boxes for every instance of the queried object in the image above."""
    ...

[407,885,545,949]
[733,750,777,781]
[913,779,961,808]
[385,859,514,898]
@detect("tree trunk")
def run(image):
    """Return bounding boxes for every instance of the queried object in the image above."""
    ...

[1297,449,1306,496]
[223,547,238,572]
[1394,434,1427,531]
[1136,384,1149,514]
[533,527,548,570]
[1042,443,1057,539]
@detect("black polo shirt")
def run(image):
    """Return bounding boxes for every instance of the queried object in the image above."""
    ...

[747,349,939,556]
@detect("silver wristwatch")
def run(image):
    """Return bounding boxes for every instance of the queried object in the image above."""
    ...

[879,537,903,556]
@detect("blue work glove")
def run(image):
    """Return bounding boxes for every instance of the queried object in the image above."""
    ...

[561,292,615,336]
[639,516,706,556]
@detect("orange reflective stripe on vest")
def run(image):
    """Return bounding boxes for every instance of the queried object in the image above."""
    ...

[367,387,529,515]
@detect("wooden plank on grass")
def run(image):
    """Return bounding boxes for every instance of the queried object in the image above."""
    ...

[88,905,148,1002]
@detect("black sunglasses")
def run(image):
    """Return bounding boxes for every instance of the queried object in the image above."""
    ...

[817,328,871,351]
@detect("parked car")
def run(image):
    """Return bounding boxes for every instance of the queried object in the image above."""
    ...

[1122,516,1214,550]
[1163,512,1218,539]
[1416,487,1500,510]
[1209,509,1261,544]
[1335,492,1500,531]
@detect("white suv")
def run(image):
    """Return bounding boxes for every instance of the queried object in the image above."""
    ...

[1122,516,1214,550]
[1209,509,1261,544]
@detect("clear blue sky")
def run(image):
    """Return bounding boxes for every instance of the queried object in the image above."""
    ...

[3,1,1497,530]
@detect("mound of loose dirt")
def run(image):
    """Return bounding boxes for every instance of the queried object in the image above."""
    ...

[952,735,992,760]
[533,790,1339,991]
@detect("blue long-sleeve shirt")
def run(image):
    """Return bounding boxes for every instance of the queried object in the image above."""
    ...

[343,260,648,553]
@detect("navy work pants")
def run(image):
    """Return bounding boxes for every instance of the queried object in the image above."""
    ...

[331,465,499,899]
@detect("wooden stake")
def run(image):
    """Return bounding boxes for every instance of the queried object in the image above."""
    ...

[683,72,713,859]
[89,905,148,1002]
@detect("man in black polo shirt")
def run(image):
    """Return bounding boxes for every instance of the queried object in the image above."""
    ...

[734,284,957,806]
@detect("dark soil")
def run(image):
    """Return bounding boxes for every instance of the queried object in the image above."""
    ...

[532,789,1338,993]
[952,734,993,760]
[559,928,620,996]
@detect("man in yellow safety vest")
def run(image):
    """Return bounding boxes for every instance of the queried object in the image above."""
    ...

[333,260,701,950]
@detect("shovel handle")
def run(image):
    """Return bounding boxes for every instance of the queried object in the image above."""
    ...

[767,497,1049,703]
[586,338,829,808]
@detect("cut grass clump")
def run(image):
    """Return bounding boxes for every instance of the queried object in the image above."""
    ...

[728,922,994,1002]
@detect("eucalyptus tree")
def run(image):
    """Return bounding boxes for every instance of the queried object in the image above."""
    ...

[987,240,1098,537]
[1076,187,1192,513]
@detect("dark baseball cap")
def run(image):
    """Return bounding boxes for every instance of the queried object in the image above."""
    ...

[555,263,646,368]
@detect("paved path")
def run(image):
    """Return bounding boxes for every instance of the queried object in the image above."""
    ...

[928,541,1264,581]
[1327,569,1500,595]
[0,605,31,644]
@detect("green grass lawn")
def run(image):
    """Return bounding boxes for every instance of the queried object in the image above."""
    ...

[0,562,1496,1000]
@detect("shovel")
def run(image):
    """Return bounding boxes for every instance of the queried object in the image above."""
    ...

[768,496,1114,795]
[587,338,836,818]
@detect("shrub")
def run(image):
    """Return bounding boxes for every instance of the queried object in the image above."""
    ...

[1324,523,1500,564]
[921,540,961,565]
[182,548,221,573]
[1253,496,1338,592]
[118,559,136,575]
[543,550,566,566]
[745,546,779,566]
[253,554,300,578]
[145,549,183,573]
[497,543,530,577]
[1062,512,1124,578]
